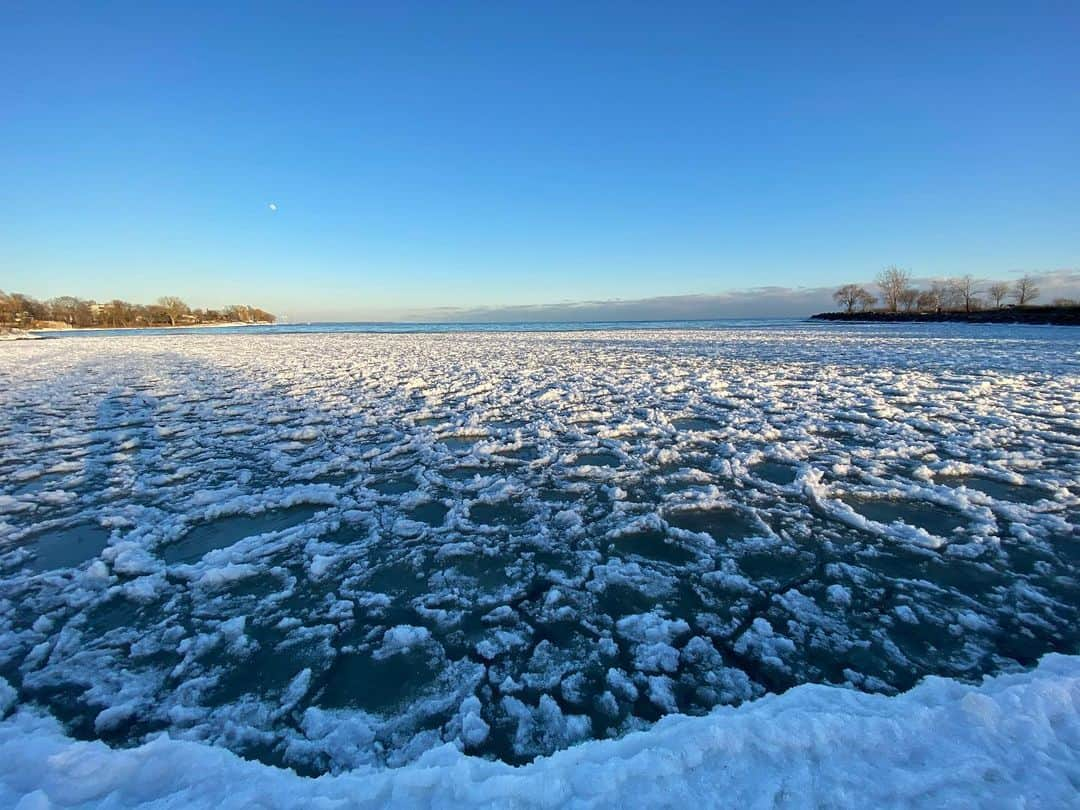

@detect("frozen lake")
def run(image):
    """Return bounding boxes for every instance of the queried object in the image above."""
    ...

[1,323,1077,784]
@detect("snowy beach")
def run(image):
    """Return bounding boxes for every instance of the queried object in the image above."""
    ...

[1,323,1078,805]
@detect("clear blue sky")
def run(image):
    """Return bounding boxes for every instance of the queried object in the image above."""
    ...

[2,2,1077,320]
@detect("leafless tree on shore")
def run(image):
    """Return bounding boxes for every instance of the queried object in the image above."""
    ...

[949,275,980,313]
[157,296,190,327]
[876,266,912,312]
[832,284,876,313]
[1012,276,1039,306]
[987,282,1010,309]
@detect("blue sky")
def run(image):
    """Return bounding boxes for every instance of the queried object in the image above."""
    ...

[2,2,1078,320]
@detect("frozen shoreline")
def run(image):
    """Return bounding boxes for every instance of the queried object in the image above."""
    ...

[1,653,1077,808]
[27,321,263,334]
[0,328,41,341]
[812,306,1080,326]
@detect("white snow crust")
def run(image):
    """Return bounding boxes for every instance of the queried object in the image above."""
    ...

[0,654,1077,808]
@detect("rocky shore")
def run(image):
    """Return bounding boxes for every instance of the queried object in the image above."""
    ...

[812,306,1080,325]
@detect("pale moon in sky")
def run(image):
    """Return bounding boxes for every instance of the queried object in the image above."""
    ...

[267,202,278,212]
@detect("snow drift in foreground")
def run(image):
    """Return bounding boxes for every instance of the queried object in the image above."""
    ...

[1,653,1078,809]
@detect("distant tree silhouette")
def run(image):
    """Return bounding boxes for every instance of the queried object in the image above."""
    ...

[876,266,912,312]
[832,284,875,314]
[103,300,135,327]
[0,291,15,324]
[45,296,92,326]
[825,271,1072,318]
[897,288,919,312]
[948,275,980,313]
[156,296,190,327]
[1012,276,1039,306]
[987,282,1011,309]
[916,289,939,312]
[0,290,274,328]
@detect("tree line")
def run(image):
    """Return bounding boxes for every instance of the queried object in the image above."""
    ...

[831,268,1070,314]
[0,292,276,329]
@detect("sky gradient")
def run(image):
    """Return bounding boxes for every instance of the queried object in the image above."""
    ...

[2,2,1078,320]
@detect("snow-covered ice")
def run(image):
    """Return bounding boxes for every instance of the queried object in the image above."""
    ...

[0,656,1077,808]
[0,323,1077,801]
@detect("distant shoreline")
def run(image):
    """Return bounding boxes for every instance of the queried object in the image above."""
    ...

[28,321,263,333]
[811,307,1080,326]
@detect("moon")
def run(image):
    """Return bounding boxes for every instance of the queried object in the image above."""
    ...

[267,202,278,212]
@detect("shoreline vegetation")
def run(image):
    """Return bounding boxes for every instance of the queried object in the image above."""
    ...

[0,291,275,332]
[817,267,1079,325]
[811,305,1080,325]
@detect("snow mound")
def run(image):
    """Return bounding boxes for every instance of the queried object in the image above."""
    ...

[0,654,1077,808]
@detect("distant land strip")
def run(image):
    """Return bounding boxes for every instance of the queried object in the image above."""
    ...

[811,306,1080,326]
[0,292,275,330]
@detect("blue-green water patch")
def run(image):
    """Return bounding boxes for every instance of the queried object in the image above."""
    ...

[163,506,321,564]
[25,523,111,572]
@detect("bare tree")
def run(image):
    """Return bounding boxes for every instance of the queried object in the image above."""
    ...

[876,266,912,312]
[1012,276,1039,306]
[948,275,979,313]
[225,304,256,323]
[249,307,276,323]
[103,300,135,328]
[0,291,14,325]
[916,289,938,311]
[48,296,83,326]
[897,288,919,312]
[156,296,190,327]
[987,282,1010,309]
[8,292,47,325]
[833,284,872,314]
[932,280,960,311]
[4,291,273,328]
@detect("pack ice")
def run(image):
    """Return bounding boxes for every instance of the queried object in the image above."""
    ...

[0,324,1077,804]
